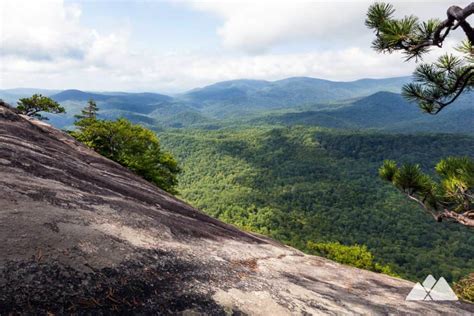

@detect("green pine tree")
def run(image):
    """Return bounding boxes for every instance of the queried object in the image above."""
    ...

[75,99,99,121]
[74,99,99,129]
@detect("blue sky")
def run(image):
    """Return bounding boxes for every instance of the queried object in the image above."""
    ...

[77,1,222,53]
[0,0,470,92]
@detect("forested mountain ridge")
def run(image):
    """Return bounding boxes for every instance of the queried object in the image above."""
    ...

[0,76,411,127]
[2,75,471,135]
[177,76,411,117]
[253,91,474,134]
[51,91,198,130]
[159,126,474,283]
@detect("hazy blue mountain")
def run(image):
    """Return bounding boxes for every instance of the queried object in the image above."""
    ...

[4,76,470,133]
[178,76,412,117]
[266,76,411,104]
[156,111,219,129]
[51,89,112,102]
[4,76,411,124]
[51,90,175,114]
[43,90,203,129]
[185,79,270,96]
[255,91,473,134]
[324,92,422,127]
[0,88,60,104]
[99,109,158,127]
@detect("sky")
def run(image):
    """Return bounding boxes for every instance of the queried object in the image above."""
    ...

[0,0,471,93]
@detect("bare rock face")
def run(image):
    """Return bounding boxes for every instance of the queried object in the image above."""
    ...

[0,103,472,315]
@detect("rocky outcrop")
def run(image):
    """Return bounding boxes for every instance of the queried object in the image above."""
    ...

[0,104,472,315]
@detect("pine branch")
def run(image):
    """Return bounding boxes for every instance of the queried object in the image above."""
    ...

[367,2,474,66]
[403,65,474,114]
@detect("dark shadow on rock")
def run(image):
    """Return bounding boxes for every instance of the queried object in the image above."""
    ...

[0,249,242,315]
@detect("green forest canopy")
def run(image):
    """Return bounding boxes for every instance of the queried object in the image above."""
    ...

[160,126,474,283]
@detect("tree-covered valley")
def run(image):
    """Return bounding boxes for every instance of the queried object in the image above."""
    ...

[159,126,474,283]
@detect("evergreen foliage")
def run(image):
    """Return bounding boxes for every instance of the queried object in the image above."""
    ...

[16,94,65,120]
[74,99,99,128]
[379,157,474,226]
[72,116,180,194]
[366,2,473,113]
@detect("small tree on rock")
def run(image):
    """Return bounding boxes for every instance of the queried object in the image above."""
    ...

[72,118,180,194]
[16,94,65,120]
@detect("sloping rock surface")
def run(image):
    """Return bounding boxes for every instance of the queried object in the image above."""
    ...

[0,103,472,315]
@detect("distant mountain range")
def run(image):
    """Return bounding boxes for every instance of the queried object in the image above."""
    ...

[178,76,412,117]
[1,75,472,134]
[0,88,60,104]
[255,91,474,134]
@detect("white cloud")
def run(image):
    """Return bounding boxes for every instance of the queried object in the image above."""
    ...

[0,0,131,66]
[188,0,472,53]
[0,0,89,60]
[190,0,369,53]
[0,0,135,89]
[1,46,420,92]
[0,0,471,92]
